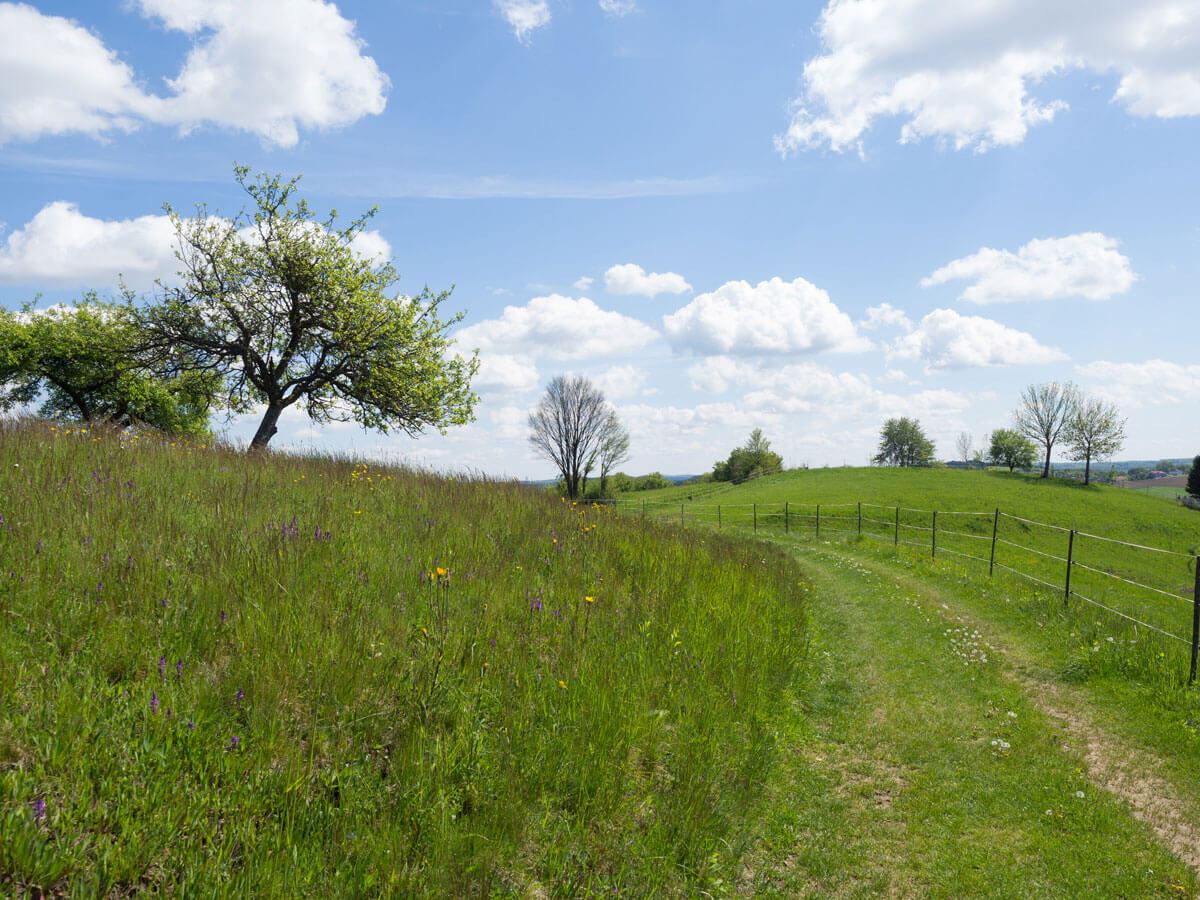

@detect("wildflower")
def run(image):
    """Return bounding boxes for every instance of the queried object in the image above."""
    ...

[558,680,566,689]
[159,656,166,678]
[187,721,195,731]
[176,659,183,679]
[32,798,45,822]
[220,610,226,623]
[436,567,447,577]
[150,692,159,714]
[585,596,594,604]
[1075,790,1085,799]
[236,688,244,703]
[229,735,240,751]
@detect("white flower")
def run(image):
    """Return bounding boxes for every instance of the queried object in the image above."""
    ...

[1075,790,1085,799]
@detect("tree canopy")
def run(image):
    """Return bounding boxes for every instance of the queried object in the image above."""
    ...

[140,166,477,451]
[712,428,783,482]
[1062,395,1126,485]
[528,374,625,500]
[987,428,1037,472]
[1187,456,1200,501]
[1013,381,1078,479]
[873,417,935,467]
[0,296,215,437]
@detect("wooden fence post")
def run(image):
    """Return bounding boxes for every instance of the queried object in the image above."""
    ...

[753,503,757,533]
[718,505,722,528]
[931,511,937,559]
[816,504,820,540]
[784,501,789,534]
[681,502,685,527]
[641,499,645,522]
[1190,556,1200,685]
[1064,530,1076,606]
[989,508,999,576]
[894,506,899,547]
[857,502,862,537]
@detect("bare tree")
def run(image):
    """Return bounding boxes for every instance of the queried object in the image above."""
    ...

[528,375,613,499]
[1013,382,1078,479]
[1063,395,1126,485]
[956,431,973,465]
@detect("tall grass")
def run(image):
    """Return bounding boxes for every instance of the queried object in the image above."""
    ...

[0,420,808,896]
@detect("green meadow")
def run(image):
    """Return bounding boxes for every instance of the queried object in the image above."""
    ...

[0,420,806,896]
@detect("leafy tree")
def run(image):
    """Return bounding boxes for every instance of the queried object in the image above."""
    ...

[712,428,783,482]
[1013,381,1078,479]
[591,411,630,496]
[140,166,477,451]
[988,428,1037,472]
[1187,455,1200,500]
[872,417,935,467]
[0,296,215,436]
[1062,395,1126,485]
[529,374,625,499]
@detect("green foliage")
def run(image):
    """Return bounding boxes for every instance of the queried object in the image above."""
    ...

[712,428,783,482]
[1063,395,1126,484]
[0,420,806,896]
[141,166,477,451]
[988,428,1038,472]
[0,296,215,437]
[872,417,934,467]
[1187,455,1200,500]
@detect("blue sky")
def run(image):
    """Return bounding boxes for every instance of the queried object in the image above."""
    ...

[2,0,1199,476]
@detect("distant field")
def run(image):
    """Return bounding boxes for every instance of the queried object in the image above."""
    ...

[1125,475,1188,491]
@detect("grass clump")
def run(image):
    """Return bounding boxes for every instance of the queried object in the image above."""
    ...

[0,420,807,897]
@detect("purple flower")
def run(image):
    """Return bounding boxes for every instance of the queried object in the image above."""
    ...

[32,798,45,822]
[103,554,110,566]
[229,735,240,751]
[219,610,226,623]
[187,721,195,731]
[236,688,244,703]
[150,691,159,714]
[35,540,43,554]
[159,656,166,678]
[175,659,183,679]
[166,708,173,718]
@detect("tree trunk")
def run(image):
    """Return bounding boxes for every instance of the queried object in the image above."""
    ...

[1041,449,1051,479]
[1084,455,1092,485]
[249,403,284,452]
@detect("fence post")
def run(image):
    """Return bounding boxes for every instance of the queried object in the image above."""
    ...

[989,508,999,576]
[857,501,862,537]
[753,503,757,533]
[718,505,722,528]
[1191,556,1200,685]
[931,511,937,559]
[681,502,685,527]
[784,501,789,534]
[1064,530,1075,606]
[816,504,820,540]
[894,506,899,547]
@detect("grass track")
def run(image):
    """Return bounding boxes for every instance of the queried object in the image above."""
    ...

[741,538,1198,898]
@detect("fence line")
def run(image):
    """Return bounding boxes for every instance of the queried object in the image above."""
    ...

[600,495,1200,683]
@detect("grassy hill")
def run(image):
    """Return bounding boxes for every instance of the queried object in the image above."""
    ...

[625,467,1200,652]
[0,420,807,896]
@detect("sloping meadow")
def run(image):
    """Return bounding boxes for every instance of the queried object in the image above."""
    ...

[0,421,808,896]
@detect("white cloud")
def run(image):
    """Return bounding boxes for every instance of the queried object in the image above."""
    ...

[890,308,1067,372]
[137,0,389,147]
[604,263,692,297]
[0,0,388,147]
[0,201,392,288]
[471,352,539,395]
[859,302,912,331]
[663,276,870,356]
[599,0,637,16]
[1076,359,1200,406]
[595,364,647,399]
[0,3,155,143]
[573,276,594,292]
[922,233,1135,303]
[778,0,1200,155]
[454,294,659,360]
[494,0,551,43]
[0,202,177,288]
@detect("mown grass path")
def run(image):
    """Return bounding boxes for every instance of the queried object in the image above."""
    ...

[741,540,1198,899]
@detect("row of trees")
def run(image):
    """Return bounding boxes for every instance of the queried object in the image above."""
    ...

[874,382,1127,485]
[0,167,478,452]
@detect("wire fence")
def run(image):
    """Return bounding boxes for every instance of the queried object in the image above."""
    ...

[593,496,1200,684]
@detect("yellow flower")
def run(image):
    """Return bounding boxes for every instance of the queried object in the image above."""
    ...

[558,680,566,689]
[585,596,594,604]
[436,567,447,577]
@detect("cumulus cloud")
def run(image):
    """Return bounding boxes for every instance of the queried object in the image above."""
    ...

[663,276,870,356]
[470,352,539,395]
[595,364,647,399]
[859,302,912,331]
[1076,359,1200,406]
[0,0,388,147]
[494,0,551,43]
[922,233,1135,303]
[890,308,1067,372]
[573,276,594,292]
[454,294,659,361]
[0,3,154,143]
[599,0,638,16]
[604,263,692,298]
[0,202,392,288]
[778,0,1200,155]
